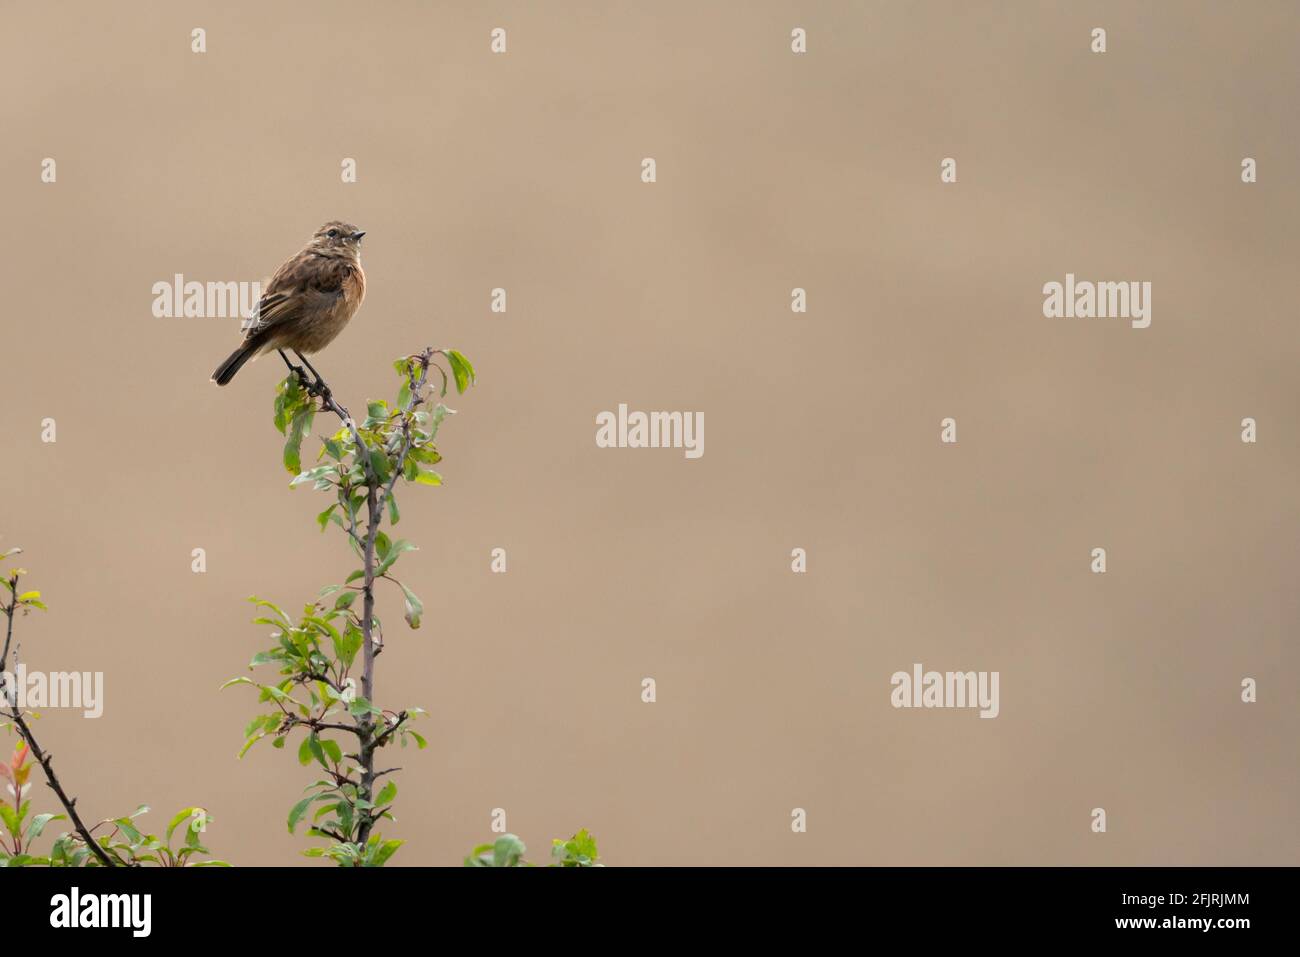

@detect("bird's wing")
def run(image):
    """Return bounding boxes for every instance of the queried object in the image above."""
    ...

[240,295,290,340]
[241,253,352,339]
[295,258,354,315]
[303,257,352,294]
[241,254,313,338]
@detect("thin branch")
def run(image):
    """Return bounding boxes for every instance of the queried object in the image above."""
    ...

[6,713,109,861]
[287,358,368,463]
[281,716,362,738]
[372,710,410,750]
[1,593,117,867]
[0,575,16,670]
[377,350,435,518]
[282,349,438,855]
[356,480,380,847]
[297,670,348,696]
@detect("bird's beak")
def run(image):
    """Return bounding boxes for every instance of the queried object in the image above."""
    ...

[351,231,366,242]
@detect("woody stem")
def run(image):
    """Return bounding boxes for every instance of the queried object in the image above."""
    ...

[1,594,116,867]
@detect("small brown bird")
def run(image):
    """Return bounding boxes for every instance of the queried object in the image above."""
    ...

[211,221,367,386]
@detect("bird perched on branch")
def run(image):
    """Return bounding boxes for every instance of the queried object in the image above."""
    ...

[211,221,367,386]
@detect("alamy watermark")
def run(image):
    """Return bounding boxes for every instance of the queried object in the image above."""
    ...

[151,274,262,320]
[1,665,103,718]
[890,663,999,719]
[1043,273,1151,329]
[49,888,150,937]
[595,404,704,459]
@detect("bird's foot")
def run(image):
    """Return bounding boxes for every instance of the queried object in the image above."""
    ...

[299,374,332,403]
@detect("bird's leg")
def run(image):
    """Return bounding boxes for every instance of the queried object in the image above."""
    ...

[277,349,308,386]
[293,351,331,399]
[295,351,324,382]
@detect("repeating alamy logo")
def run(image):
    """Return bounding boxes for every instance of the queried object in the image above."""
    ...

[890,663,1000,718]
[1,665,104,718]
[595,404,704,459]
[152,274,262,320]
[1042,273,1151,328]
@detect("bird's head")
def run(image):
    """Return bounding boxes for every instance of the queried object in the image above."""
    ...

[310,221,366,258]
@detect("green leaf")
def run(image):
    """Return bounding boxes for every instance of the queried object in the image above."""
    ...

[290,464,334,488]
[375,781,397,806]
[283,406,315,475]
[428,404,450,437]
[492,834,525,867]
[273,389,290,435]
[287,797,313,834]
[333,625,363,669]
[114,818,144,845]
[347,697,382,718]
[282,437,300,475]
[244,713,275,737]
[399,582,423,629]
[409,445,442,465]
[413,469,442,487]
[369,838,403,867]
[247,597,291,625]
[297,736,313,767]
[446,350,476,393]
[0,805,20,840]
[376,540,416,577]
[369,449,391,482]
[24,813,65,843]
[551,827,600,866]
[387,492,400,525]
[166,808,202,845]
[320,739,343,765]
[304,615,342,645]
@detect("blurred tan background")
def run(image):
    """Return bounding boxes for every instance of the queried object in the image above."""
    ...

[1,1,1296,866]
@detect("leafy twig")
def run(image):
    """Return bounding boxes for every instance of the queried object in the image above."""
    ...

[1,571,117,867]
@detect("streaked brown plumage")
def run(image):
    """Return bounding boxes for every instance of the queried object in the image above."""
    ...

[211,221,367,386]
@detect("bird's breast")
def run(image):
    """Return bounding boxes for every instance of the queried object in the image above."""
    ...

[347,262,366,308]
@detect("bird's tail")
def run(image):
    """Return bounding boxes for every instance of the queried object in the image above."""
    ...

[211,339,263,386]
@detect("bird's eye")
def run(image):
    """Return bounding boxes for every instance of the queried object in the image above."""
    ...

[326,229,339,239]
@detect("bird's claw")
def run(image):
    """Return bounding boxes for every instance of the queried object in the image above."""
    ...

[295,371,331,403]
